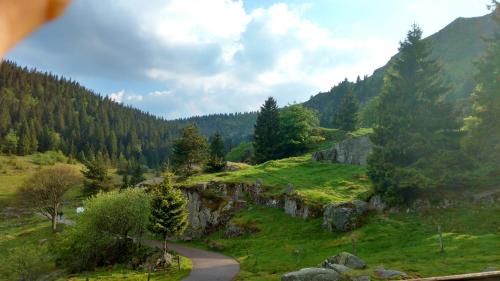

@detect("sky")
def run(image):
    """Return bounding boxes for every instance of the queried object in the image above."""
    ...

[7,0,491,119]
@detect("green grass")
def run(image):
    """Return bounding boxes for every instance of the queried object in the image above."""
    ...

[183,154,372,204]
[191,204,500,281]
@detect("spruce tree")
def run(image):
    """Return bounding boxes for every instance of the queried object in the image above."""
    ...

[149,172,188,253]
[82,159,113,194]
[253,97,280,163]
[207,132,226,172]
[333,90,359,132]
[367,25,461,204]
[464,2,500,185]
[172,124,208,176]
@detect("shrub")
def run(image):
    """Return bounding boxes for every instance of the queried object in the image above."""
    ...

[54,189,151,272]
[0,245,51,281]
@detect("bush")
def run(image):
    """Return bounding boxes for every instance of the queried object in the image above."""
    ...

[31,151,68,165]
[0,245,51,281]
[54,189,151,272]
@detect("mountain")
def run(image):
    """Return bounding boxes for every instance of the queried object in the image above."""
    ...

[304,12,495,126]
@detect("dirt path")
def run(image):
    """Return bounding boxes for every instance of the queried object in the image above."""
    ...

[145,240,240,281]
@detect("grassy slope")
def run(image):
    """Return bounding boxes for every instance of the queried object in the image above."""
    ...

[193,204,500,281]
[184,128,374,204]
[0,153,191,281]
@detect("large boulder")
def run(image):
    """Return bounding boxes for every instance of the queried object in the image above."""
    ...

[323,252,366,270]
[374,267,407,279]
[323,201,368,232]
[282,268,343,281]
[311,135,373,166]
[334,135,373,166]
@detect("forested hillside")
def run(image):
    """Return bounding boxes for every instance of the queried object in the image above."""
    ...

[0,61,181,167]
[305,13,495,127]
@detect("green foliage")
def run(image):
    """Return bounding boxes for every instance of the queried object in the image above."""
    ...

[2,130,18,155]
[0,245,51,281]
[277,104,320,158]
[172,125,208,176]
[368,25,462,205]
[463,3,500,188]
[253,97,281,164]
[149,173,188,245]
[226,141,254,163]
[333,90,359,132]
[359,96,380,127]
[30,150,68,165]
[207,132,227,172]
[55,189,151,272]
[82,158,113,193]
[128,163,147,186]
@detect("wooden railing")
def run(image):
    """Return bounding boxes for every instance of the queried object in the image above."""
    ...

[407,271,500,281]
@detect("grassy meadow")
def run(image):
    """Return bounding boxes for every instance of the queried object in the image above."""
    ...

[193,204,500,281]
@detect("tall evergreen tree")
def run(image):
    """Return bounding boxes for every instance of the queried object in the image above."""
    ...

[172,124,208,176]
[82,159,113,194]
[464,2,500,185]
[253,97,280,163]
[149,172,188,254]
[333,90,360,132]
[207,132,226,172]
[367,25,461,205]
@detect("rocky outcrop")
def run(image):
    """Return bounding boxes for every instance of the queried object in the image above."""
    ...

[374,266,407,279]
[282,268,343,281]
[323,200,368,232]
[322,252,367,270]
[312,135,373,166]
[334,135,373,165]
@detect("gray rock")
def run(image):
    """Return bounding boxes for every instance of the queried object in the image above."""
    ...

[374,267,407,279]
[334,135,373,166]
[368,195,386,211]
[282,268,342,281]
[323,263,352,274]
[312,149,337,162]
[323,202,367,232]
[325,252,366,269]
[351,276,370,281]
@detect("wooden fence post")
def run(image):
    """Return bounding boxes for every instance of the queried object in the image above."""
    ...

[438,224,444,253]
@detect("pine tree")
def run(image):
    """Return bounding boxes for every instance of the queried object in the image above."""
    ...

[333,90,359,132]
[172,125,208,176]
[253,97,280,163]
[367,25,461,205]
[2,130,18,154]
[149,172,188,254]
[82,159,113,194]
[207,132,226,172]
[464,2,500,185]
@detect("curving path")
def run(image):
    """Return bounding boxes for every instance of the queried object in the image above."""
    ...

[145,240,240,281]
[58,218,240,280]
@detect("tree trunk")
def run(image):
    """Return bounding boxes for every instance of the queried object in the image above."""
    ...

[164,236,168,255]
[51,215,57,233]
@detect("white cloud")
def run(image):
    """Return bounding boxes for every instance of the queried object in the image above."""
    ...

[109,90,143,103]
[109,90,125,103]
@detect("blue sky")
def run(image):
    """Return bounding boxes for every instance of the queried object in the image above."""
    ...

[7,0,490,119]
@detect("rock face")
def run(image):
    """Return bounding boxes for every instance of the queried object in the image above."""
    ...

[282,268,342,281]
[183,190,234,238]
[312,135,373,166]
[322,252,367,270]
[334,135,373,165]
[323,201,368,232]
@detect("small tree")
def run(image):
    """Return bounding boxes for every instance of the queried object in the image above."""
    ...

[172,125,208,176]
[129,163,146,186]
[149,172,188,254]
[277,104,319,158]
[206,132,226,172]
[16,165,82,232]
[82,158,113,194]
[333,90,360,132]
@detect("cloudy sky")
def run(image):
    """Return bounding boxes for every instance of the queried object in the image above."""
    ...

[7,0,490,119]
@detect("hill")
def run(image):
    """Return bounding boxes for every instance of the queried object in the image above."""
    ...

[305,13,495,126]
